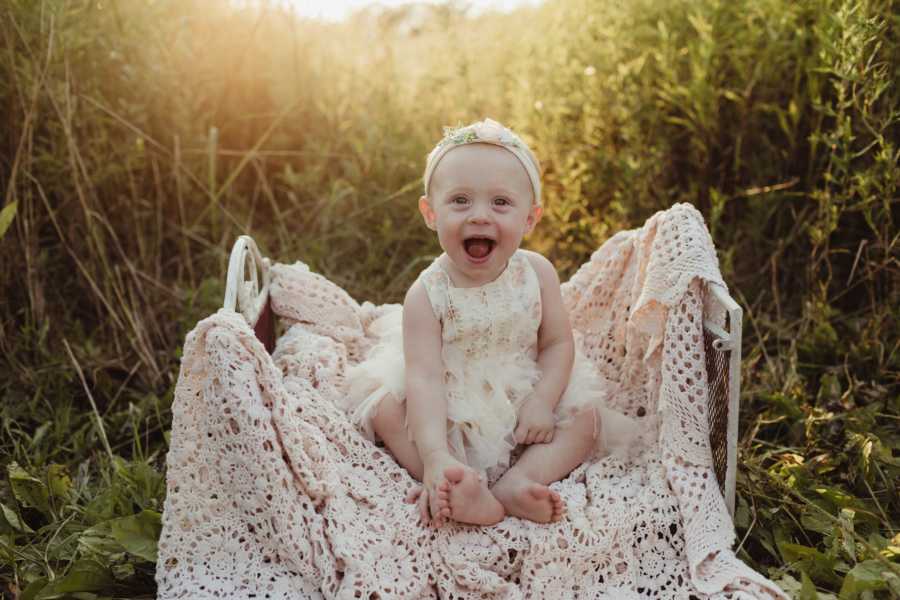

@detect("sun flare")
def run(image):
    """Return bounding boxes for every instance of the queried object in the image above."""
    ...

[272,0,540,21]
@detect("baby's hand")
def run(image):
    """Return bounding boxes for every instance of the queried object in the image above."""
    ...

[514,397,556,445]
[418,451,458,526]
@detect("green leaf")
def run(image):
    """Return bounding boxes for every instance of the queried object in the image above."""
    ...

[0,200,17,240]
[78,510,162,564]
[110,561,135,580]
[764,391,804,419]
[0,502,34,533]
[8,462,50,516]
[813,485,855,509]
[870,435,900,467]
[798,570,818,600]
[46,464,73,503]
[838,508,857,562]
[881,532,900,560]
[78,520,125,559]
[800,506,833,535]
[838,560,888,599]
[108,510,161,563]
[734,496,751,530]
[20,577,49,600]
[886,571,900,598]
[34,559,112,599]
[817,371,842,404]
[778,542,841,586]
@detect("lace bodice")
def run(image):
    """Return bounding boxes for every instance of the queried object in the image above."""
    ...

[412,250,553,471]
[419,250,542,365]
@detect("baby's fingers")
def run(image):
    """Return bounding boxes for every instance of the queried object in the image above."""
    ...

[530,429,545,444]
[405,485,423,504]
[428,489,445,528]
[514,423,528,444]
[539,430,554,444]
[416,488,430,525]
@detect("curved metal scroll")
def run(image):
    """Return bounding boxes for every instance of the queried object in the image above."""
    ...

[223,235,275,352]
[703,283,742,517]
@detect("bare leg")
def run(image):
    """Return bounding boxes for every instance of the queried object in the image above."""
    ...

[373,395,503,526]
[371,395,435,523]
[492,407,599,523]
[372,394,423,480]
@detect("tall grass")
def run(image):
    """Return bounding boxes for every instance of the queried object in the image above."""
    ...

[1,0,897,597]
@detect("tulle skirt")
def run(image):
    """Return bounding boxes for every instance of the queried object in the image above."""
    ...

[340,306,638,475]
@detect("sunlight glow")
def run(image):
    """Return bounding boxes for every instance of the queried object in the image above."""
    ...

[272,0,542,22]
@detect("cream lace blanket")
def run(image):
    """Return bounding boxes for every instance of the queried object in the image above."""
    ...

[156,203,786,599]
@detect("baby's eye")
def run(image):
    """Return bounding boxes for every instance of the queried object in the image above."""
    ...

[493,197,511,206]
[451,196,469,205]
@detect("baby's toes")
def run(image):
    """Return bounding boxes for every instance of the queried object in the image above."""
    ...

[429,478,452,524]
[436,490,451,517]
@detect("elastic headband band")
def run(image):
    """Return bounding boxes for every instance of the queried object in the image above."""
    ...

[423,118,542,206]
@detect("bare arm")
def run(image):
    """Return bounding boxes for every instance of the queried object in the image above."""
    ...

[402,279,448,461]
[525,250,575,409]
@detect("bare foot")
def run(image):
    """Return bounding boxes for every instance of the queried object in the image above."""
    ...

[435,466,505,526]
[492,469,565,524]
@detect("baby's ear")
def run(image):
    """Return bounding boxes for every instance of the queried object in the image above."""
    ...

[418,196,437,230]
[525,205,543,233]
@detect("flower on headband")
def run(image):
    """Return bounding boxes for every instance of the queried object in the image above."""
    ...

[475,118,520,146]
[425,118,541,206]
[438,119,523,151]
[437,127,475,149]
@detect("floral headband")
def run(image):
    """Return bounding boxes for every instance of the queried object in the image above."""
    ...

[423,118,542,206]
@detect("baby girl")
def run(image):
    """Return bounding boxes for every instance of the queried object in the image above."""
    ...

[344,118,627,527]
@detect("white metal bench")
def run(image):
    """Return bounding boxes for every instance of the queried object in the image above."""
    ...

[223,235,742,515]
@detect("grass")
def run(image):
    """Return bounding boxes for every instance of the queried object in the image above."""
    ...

[1,0,898,597]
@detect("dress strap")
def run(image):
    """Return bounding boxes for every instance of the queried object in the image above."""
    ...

[417,258,451,323]
[513,250,543,312]
[416,251,535,323]
[518,250,540,285]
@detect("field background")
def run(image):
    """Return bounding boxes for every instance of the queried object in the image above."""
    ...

[1,0,898,597]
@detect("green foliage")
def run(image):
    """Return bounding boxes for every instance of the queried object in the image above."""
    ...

[0,201,16,240]
[1,0,897,597]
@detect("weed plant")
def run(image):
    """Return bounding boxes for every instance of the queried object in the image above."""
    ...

[0,0,897,597]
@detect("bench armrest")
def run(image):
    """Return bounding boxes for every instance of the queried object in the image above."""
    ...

[703,283,742,517]
[224,235,275,352]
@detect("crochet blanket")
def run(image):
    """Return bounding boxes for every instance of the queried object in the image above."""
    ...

[156,203,786,599]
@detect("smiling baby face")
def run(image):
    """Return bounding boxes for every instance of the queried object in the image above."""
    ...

[419,143,542,287]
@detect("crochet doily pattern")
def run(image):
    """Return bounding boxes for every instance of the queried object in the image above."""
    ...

[156,204,786,599]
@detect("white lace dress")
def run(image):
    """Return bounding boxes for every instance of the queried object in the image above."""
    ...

[342,249,636,475]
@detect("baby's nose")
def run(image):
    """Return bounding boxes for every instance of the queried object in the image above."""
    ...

[467,204,491,223]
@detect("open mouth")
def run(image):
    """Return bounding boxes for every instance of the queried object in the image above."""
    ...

[463,236,496,260]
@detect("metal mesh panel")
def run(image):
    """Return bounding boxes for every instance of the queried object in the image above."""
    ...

[705,329,731,495]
